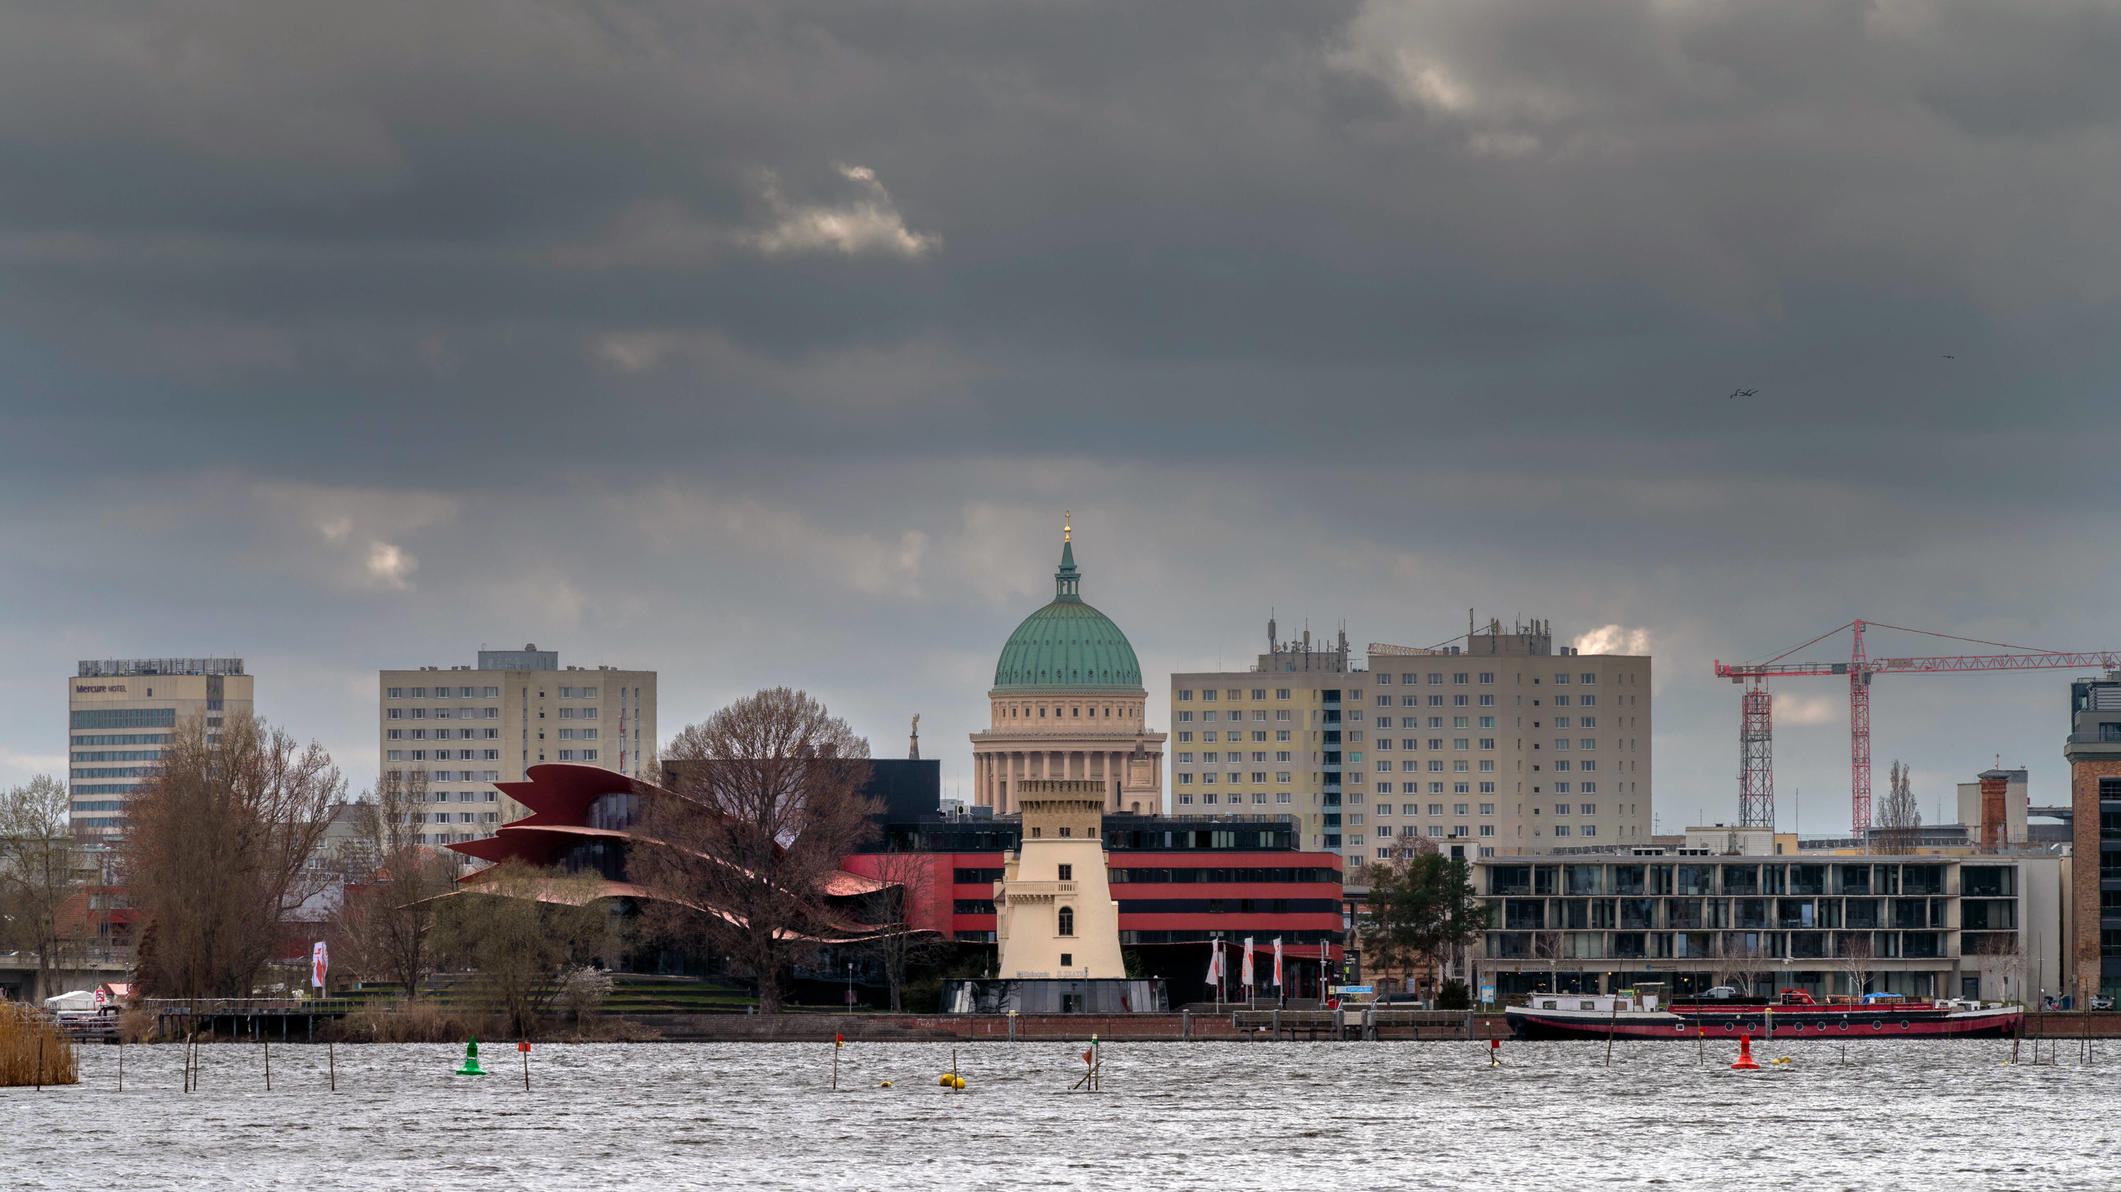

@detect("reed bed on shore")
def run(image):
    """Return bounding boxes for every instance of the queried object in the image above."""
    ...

[0,1004,79,1087]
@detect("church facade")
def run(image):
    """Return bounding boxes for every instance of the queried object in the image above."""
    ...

[970,520,1165,815]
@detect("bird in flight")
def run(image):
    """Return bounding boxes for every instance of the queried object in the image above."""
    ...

[1728,387,1757,399]
[1941,354,1955,359]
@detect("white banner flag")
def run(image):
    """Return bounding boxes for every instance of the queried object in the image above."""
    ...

[1205,941,1224,988]
[1241,937,1255,988]
[311,941,330,989]
[1272,937,1284,988]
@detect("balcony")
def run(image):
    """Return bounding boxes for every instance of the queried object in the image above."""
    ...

[995,880,1078,904]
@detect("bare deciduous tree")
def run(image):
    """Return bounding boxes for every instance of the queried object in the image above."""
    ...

[634,688,878,1015]
[1529,929,1566,993]
[120,713,344,998]
[1874,759,1923,854]
[1835,930,1875,999]
[333,770,457,999]
[433,862,609,1038]
[1714,935,1768,998]
[862,845,946,1012]
[0,775,88,994]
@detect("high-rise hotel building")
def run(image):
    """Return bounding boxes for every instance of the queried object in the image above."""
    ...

[1171,619,1652,881]
[378,645,655,848]
[68,657,253,837]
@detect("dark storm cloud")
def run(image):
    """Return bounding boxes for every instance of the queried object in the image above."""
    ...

[4,1,2121,826]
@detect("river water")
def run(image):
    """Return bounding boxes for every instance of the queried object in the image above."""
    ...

[3,1038,2114,1189]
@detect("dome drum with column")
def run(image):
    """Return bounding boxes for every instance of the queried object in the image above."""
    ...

[971,519,1166,816]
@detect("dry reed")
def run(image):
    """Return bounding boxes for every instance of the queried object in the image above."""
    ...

[0,1004,80,1087]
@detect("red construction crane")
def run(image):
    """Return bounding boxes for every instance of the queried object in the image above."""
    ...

[1713,620,2121,836]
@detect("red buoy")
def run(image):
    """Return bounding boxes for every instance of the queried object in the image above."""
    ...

[1730,1032,1760,1070]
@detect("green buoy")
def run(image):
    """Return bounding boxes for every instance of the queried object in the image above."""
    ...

[455,1037,487,1076]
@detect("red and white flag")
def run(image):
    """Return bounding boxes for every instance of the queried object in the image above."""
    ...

[1272,937,1284,988]
[1205,941,1225,988]
[311,941,330,989]
[1241,937,1255,988]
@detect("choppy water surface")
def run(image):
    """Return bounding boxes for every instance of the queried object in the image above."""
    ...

[4,1038,2116,1190]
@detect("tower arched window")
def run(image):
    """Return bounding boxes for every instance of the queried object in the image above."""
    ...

[1057,906,1075,937]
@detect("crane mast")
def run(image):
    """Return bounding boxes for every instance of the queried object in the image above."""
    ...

[1714,619,2121,837]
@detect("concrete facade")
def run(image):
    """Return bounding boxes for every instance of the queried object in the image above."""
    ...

[1174,618,1653,884]
[67,657,253,838]
[378,644,655,851]
[992,781,1126,978]
[1474,851,2069,1003]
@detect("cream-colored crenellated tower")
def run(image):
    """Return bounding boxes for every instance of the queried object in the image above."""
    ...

[971,516,1166,815]
[993,782,1126,979]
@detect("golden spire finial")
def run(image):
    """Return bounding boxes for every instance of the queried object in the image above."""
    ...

[1063,510,1071,542]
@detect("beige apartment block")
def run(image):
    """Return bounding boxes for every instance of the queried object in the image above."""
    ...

[993,781,1127,979]
[68,657,254,837]
[378,644,655,851]
[1172,618,1653,884]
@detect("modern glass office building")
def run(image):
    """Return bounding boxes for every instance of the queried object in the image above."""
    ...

[1474,852,2066,1002]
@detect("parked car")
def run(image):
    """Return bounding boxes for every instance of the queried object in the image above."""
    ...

[1696,986,1742,1001]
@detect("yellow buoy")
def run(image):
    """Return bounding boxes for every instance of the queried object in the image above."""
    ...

[939,1074,955,1087]
[953,1076,966,1090]
[880,1080,892,1088]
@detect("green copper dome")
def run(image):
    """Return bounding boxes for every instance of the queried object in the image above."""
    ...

[992,530,1143,691]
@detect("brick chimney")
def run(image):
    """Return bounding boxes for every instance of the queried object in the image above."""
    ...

[1977,768,2010,852]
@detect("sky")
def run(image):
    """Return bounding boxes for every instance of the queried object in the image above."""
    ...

[5,0,2121,837]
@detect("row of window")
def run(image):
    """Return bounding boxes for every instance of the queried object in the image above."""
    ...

[385,686,502,698]
[957,898,1340,916]
[387,707,502,720]
[1376,738,1503,753]
[387,749,502,762]
[557,749,599,760]
[1379,760,1489,772]
[1381,694,1495,708]
[1175,792,1294,806]
[1177,772,1292,785]
[1486,862,1956,898]
[421,790,499,803]
[69,708,177,730]
[1176,689,1297,701]
[71,750,162,762]
[71,733,170,746]
[70,767,156,779]
[556,728,598,739]
[998,704,1139,720]
[1375,802,1501,816]
[1174,751,1293,764]
[1376,782,1502,795]
[1176,709,1294,723]
[1175,730,1290,744]
[415,811,501,824]
[1485,930,1945,960]
[387,728,501,740]
[384,768,502,783]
